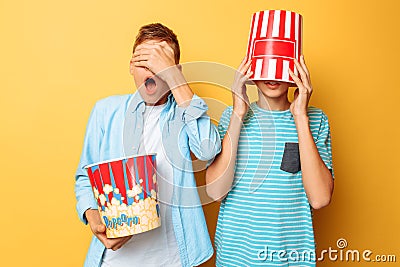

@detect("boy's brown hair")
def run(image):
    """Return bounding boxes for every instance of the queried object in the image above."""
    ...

[133,23,180,64]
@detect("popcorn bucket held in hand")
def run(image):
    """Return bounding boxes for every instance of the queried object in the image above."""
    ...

[246,10,303,83]
[85,154,160,238]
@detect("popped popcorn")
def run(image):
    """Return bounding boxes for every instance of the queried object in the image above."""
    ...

[99,197,161,238]
[92,182,160,238]
[99,194,106,206]
[150,189,157,199]
[111,197,120,206]
[103,184,113,194]
[127,184,142,198]
[93,187,99,199]
[86,154,160,238]
[152,173,157,184]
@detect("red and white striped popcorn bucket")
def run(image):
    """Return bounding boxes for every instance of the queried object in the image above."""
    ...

[246,10,303,83]
[85,154,160,238]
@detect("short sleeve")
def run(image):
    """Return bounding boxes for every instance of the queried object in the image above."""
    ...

[217,106,233,141]
[316,113,334,178]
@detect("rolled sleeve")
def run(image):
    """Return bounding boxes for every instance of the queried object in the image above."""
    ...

[75,175,98,224]
[178,94,221,161]
[179,95,208,123]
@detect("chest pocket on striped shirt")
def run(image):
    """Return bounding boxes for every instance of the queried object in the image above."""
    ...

[280,142,301,174]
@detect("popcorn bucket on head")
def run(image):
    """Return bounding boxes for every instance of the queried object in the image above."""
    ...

[85,154,160,238]
[246,10,303,83]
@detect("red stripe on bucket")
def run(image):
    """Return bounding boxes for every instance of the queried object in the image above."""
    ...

[99,163,113,205]
[136,156,147,199]
[110,160,128,205]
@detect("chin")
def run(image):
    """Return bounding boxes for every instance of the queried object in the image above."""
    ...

[139,89,169,105]
[255,80,290,99]
[258,90,288,100]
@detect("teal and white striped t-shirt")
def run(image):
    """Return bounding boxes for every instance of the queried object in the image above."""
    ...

[215,102,333,267]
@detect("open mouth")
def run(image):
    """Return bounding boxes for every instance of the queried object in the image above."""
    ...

[144,77,156,94]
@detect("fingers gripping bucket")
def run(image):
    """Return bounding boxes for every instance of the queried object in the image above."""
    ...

[246,10,303,83]
[85,154,160,238]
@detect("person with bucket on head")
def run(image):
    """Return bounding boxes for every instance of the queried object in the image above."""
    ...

[205,10,334,266]
[75,23,221,267]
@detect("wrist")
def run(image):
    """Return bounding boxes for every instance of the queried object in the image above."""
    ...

[293,113,308,120]
[293,114,309,128]
[232,109,247,121]
[161,65,185,89]
[85,208,97,221]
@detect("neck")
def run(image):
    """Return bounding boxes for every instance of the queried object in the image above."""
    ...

[256,92,290,111]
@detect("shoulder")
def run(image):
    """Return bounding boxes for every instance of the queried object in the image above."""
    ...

[89,94,133,125]
[90,94,133,116]
[94,94,132,110]
[221,106,233,118]
[218,106,233,124]
[307,106,329,122]
[308,107,331,139]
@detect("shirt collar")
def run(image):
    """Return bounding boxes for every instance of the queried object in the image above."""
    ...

[165,92,175,107]
[128,91,175,113]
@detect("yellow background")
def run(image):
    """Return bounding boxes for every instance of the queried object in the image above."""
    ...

[1,0,399,266]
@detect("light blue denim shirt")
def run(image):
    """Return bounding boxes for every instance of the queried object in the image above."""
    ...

[75,92,221,267]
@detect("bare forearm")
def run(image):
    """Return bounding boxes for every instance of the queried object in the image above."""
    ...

[206,112,243,201]
[206,57,252,201]
[295,115,334,209]
[164,66,194,107]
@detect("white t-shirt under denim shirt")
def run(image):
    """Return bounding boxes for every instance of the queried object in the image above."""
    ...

[102,103,181,267]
